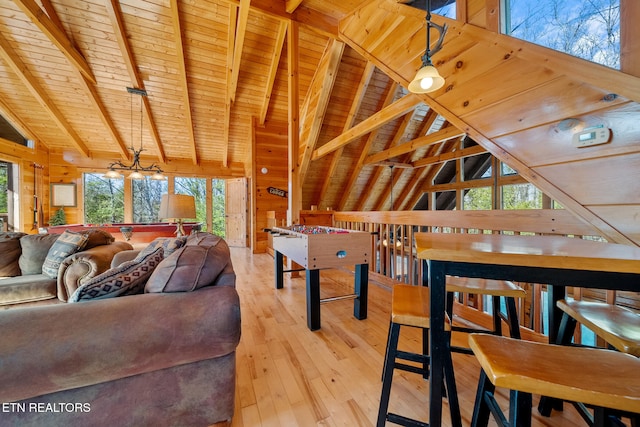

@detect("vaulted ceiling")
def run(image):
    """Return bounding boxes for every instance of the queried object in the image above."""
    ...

[1,0,639,245]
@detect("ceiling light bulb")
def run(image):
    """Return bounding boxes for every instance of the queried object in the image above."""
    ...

[128,171,144,179]
[420,77,434,90]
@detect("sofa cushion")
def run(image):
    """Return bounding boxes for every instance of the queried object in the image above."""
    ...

[145,235,231,293]
[0,274,57,306]
[19,234,60,275]
[0,232,26,277]
[70,247,163,302]
[135,236,187,260]
[42,230,89,279]
[79,229,115,250]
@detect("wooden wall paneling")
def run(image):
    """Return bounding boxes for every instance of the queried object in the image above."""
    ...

[493,102,640,169]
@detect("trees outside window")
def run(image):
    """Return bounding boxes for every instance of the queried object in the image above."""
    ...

[504,0,620,69]
[0,162,7,213]
[502,183,542,209]
[132,178,167,223]
[83,173,124,224]
[175,177,207,231]
[463,187,492,210]
[211,179,225,237]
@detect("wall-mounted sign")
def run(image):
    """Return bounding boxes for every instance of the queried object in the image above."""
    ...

[267,187,287,198]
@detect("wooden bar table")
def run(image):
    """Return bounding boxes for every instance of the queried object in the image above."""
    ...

[414,232,640,427]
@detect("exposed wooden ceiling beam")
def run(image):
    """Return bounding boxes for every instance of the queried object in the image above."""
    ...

[229,0,251,104]
[412,144,486,168]
[318,61,376,207]
[339,82,398,210]
[223,5,238,169]
[312,93,422,160]
[170,0,198,165]
[371,110,416,210]
[40,0,130,161]
[13,0,96,84]
[364,126,465,165]
[285,0,304,13]
[299,38,345,182]
[105,0,165,164]
[0,98,39,146]
[260,21,287,125]
[371,161,414,168]
[0,33,89,157]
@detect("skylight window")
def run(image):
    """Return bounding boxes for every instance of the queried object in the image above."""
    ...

[503,0,620,69]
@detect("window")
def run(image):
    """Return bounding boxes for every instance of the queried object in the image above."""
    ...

[503,0,620,69]
[83,173,124,224]
[211,179,225,237]
[463,187,492,210]
[175,177,207,231]
[132,177,167,223]
[502,183,542,209]
[0,162,7,214]
[434,1,456,19]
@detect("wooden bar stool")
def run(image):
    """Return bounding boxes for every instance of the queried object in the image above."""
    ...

[539,298,640,421]
[377,284,462,427]
[555,298,640,356]
[446,276,526,355]
[469,334,640,427]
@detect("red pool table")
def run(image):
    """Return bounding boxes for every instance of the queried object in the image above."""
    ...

[47,222,202,244]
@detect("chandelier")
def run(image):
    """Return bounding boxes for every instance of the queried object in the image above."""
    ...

[104,87,165,180]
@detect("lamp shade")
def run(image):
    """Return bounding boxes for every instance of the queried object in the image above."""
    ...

[158,194,196,220]
[408,64,445,93]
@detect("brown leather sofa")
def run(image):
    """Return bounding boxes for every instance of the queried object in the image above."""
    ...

[0,233,241,427]
[0,231,132,308]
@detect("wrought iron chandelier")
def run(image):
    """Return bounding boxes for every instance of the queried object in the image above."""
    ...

[104,87,165,180]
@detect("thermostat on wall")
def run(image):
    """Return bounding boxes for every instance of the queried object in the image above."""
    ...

[572,126,611,148]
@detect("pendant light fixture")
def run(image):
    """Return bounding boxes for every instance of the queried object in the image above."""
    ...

[408,0,448,94]
[104,87,165,180]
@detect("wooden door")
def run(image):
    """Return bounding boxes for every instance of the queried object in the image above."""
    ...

[225,178,247,247]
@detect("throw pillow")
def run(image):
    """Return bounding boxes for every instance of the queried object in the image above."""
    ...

[19,233,60,275]
[0,232,26,277]
[70,247,163,302]
[135,236,187,260]
[42,230,89,278]
[145,238,231,293]
[80,229,115,250]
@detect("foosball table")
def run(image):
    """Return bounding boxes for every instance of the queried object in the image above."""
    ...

[270,225,370,331]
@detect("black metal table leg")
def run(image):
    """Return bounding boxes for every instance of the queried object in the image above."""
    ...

[275,250,284,289]
[354,263,368,320]
[428,260,447,427]
[306,269,321,331]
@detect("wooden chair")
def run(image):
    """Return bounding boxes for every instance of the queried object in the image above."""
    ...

[469,334,640,427]
[446,276,526,354]
[377,284,462,427]
[538,298,640,422]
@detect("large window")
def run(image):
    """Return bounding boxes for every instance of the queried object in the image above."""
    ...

[84,173,124,224]
[502,183,542,209]
[503,0,620,69]
[132,178,168,223]
[0,162,7,214]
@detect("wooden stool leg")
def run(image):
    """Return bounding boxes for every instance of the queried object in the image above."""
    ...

[538,312,577,416]
[492,296,503,336]
[377,322,400,427]
[509,389,532,427]
[471,369,495,427]
[444,339,462,427]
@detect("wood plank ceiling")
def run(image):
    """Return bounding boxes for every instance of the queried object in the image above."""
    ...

[1,0,640,245]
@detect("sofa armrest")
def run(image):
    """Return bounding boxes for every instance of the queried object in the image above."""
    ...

[110,249,141,268]
[0,285,241,402]
[57,241,134,302]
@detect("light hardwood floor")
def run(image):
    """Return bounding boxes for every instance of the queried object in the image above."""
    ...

[229,247,588,427]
